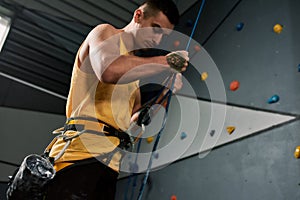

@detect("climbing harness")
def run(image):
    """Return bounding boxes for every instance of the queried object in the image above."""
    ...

[6,117,132,200]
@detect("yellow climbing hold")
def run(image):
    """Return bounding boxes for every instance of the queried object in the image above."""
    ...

[201,72,208,81]
[227,126,235,135]
[294,146,300,159]
[273,24,283,34]
[147,136,154,144]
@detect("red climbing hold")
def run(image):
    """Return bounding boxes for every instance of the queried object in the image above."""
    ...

[173,40,180,48]
[230,80,240,91]
[194,45,201,52]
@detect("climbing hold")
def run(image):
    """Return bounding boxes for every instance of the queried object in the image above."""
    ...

[227,126,235,135]
[273,24,283,34]
[230,80,240,91]
[170,195,177,200]
[173,40,180,48]
[294,146,300,159]
[236,22,244,31]
[147,136,154,144]
[201,72,208,81]
[180,132,187,140]
[267,94,280,104]
[186,19,194,27]
[209,130,215,137]
[129,162,139,173]
[153,152,159,159]
[194,45,201,52]
[298,64,300,72]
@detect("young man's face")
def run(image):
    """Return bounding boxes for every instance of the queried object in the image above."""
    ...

[134,10,174,49]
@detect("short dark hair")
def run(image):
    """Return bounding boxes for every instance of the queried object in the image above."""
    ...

[142,0,180,25]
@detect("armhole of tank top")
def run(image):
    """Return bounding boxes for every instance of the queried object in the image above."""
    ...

[135,80,140,89]
[75,42,96,78]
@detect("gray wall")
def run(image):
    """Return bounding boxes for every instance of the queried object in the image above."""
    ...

[0,105,65,199]
[116,0,300,199]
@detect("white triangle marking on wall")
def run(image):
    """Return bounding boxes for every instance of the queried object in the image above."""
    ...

[132,95,296,171]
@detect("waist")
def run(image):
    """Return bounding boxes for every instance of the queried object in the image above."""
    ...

[63,116,132,149]
[64,116,121,133]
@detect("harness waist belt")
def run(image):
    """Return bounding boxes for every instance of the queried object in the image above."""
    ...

[64,117,132,149]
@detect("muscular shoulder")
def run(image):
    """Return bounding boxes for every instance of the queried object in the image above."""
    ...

[87,24,120,43]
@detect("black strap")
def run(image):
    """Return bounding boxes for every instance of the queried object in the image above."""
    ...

[66,117,121,130]
[64,117,132,149]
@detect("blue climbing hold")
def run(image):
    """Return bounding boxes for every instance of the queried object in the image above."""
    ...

[267,95,280,104]
[298,64,300,72]
[129,162,139,173]
[236,22,244,31]
[181,132,187,140]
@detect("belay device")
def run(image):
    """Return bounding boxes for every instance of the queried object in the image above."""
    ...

[6,154,56,200]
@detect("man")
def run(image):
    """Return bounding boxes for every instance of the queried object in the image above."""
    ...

[45,0,189,199]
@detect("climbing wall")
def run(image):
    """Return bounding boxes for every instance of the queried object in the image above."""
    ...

[116,0,300,199]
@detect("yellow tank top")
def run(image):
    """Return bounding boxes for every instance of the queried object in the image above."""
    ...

[49,36,139,172]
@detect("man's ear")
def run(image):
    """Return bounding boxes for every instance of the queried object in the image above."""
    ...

[134,9,143,23]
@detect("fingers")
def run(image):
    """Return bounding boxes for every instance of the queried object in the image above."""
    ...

[176,72,182,79]
[181,61,188,72]
[175,50,189,61]
[130,112,139,123]
[172,73,183,94]
[166,50,189,72]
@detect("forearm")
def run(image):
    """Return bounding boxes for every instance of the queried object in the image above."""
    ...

[102,55,171,84]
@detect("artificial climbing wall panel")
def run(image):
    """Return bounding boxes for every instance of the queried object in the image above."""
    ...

[117,120,300,200]
[119,96,294,174]
[116,0,300,199]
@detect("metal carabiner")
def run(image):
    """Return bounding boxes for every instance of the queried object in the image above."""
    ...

[53,130,86,161]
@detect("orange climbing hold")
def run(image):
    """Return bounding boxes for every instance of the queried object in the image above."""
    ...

[147,137,154,144]
[170,195,177,200]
